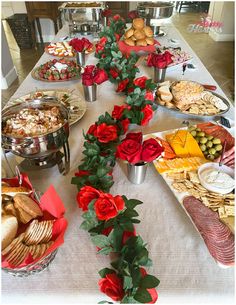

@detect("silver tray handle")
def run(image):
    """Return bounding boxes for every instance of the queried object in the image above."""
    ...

[2,138,33,150]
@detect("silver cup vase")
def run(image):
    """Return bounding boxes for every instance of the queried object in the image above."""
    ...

[76,51,86,67]
[154,67,166,83]
[83,84,97,102]
[127,162,148,184]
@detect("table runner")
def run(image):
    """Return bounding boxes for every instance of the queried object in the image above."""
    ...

[1,24,234,305]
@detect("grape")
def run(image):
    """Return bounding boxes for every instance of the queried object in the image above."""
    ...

[209,148,216,155]
[196,128,201,132]
[215,144,223,151]
[213,138,221,144]
[206,141,213,148]
[190,130,197,137]
[214,152,220,159]
[200,137,207,144]
[195,137,200,143]
[200,144,206,151]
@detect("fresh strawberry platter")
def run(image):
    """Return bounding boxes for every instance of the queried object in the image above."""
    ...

[31,58,81,82]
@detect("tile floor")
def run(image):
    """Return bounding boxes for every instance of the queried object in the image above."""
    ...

[1,9,234,107]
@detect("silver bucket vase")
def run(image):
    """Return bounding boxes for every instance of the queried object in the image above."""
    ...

[127,162,148,184]
[83,84,97,102]
[154,67,166,83]
[76,51,86,66]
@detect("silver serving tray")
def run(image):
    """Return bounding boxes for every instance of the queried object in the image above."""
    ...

[156,90,230,118]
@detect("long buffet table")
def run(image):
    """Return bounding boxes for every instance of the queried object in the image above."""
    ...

[1,24,234,304]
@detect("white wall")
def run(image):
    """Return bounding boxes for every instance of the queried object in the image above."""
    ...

[1,22,17,89]
[209,1,234,41]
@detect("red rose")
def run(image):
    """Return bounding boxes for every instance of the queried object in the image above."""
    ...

[87,124,97,135]
[116,139,141,164]
[112,105,127,120]
[84,65,94,74]
[120,118,130,134]
[141,138,164,162]
[140,268,158,304]
[127,87,134,94]
[95,193,125,221]
[101,9,112,17]
[93,68,108,84]
[147,53,154,67]
[75,170,90,177]
[110,68,119,78]
[96,37,107,53]
[76,186,100,211]
[145,91,154,101]
[126,132,142,143]
[94,123,118,143]
[113,14,121,21]
[134,76,148,89]
[141,104,154,126]
[99,273,124,301]
[82,73,93,86]
[116,79,129,92]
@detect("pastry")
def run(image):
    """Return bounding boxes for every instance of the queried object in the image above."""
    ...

[124,38,135,46]
[133,29,146,40]
[133,18,144,30]
[1,186,31,197]
[130,35,137,41]
[136,39,147,46]
[146,37,155,45]
[143,26,153,38]
[125,28,134,38]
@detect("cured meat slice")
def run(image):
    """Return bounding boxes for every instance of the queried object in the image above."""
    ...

[183,196,235,266]
[197,122,234,151]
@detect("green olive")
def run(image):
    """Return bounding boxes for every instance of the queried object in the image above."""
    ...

[209,148,216,155]
[207,135,214,140]
[195,137,200,143]
[200,137,208,144]
[213,138,221,145]
[197,131,205,137]
[190,130,197,137]
[215,144,223,151]
[200,144,206,151]
[207,155,215,161]
[206,141,213,148]
[188,125,196,131]
[196,128,201,132]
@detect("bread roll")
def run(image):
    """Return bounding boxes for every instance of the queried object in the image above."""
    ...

[133,29,146,40]
[144,26,153,38]
[133,18,144,30]
[1,215,18,250]
[136,39,147,46]
[146,37,155,45]
[125,28,134,38]
[124,38,135,46]
[130,35,137,41]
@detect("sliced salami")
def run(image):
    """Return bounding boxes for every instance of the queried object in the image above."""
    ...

[183,196,235,266]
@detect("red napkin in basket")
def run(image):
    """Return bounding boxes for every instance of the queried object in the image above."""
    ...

[118,40,161,56]
[1,174,68,269]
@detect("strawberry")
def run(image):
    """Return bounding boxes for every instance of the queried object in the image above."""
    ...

[48,75,54,81]
[60,73,68,80]
[52,59,57,64]
[61,69,67,74]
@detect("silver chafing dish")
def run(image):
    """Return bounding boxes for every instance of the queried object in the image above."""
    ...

[59,2,105,36]
[138,2,174,36]
[2,98,70,175]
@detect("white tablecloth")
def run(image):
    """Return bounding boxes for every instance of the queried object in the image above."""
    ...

[1,24,234,305]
